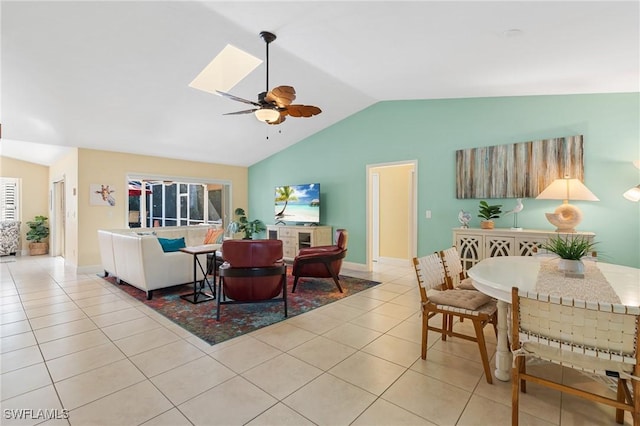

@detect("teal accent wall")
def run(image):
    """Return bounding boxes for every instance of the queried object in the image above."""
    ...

[249,93,640,268]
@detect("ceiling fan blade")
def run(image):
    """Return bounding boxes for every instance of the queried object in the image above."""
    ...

[286,105,322,118]
[223,108,258,116]
[267,113,287,125]
[265,85,296,108]
[216,90,260,107]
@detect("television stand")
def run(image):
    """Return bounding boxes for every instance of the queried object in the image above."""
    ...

[266,225,332,261]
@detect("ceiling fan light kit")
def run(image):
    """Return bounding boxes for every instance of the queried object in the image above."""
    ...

[255,108,280,123]
[216,31,321,126]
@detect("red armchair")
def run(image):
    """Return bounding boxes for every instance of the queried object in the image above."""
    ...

[292,229,348,293]
[217,239,287,320]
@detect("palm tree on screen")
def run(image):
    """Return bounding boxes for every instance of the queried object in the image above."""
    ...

[275,186,298,219]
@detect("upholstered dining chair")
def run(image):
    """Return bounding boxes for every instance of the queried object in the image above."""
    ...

[292,229,348,293]
[439,246,476,290]
[412,253,497,384]
[216,239,287,320]
[511,287,639,426]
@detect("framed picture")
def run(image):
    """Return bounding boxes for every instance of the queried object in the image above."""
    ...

[456,135,584,199]
[90,184,116,206]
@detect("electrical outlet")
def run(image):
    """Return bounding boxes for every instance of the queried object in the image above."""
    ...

[425,210,432,219]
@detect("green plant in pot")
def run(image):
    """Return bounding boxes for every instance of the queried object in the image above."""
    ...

[228,208,266,240]
[26,215,50,255]
[478,201,502,229]
[540,235,596,277]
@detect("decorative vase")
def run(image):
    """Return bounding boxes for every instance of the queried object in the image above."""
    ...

[480,220,494,229]
[558,259,584,278]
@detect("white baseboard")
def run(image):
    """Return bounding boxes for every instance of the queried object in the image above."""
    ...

[374,257,412,267]
[342,261,368,272]
[78,264,104,275]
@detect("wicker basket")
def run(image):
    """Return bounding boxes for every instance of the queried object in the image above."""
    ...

[29,242,48,256]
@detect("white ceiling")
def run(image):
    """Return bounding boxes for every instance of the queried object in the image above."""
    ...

[1,1,638,167]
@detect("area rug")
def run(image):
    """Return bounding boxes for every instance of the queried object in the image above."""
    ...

[101,273,380,345]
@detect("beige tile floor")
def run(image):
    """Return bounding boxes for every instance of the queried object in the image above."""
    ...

[0,255,632,425]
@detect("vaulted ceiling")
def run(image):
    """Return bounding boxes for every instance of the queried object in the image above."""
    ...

[2,1,638,167]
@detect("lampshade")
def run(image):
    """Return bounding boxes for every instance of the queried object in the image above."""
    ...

[254,108,280,123]
[623,185,640,202]
[535,178,600,202]
[536,177,599,233]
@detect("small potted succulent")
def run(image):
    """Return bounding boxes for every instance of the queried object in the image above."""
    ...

[26,215,50,255]
[478,201,502,229]
[540,235,596,277]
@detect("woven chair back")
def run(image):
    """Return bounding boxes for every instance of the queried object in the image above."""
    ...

[414,253,447,293]
[515,289,639,360]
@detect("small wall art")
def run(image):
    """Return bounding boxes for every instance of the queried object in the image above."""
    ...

[455,135,584,199]
[90,184,116,206]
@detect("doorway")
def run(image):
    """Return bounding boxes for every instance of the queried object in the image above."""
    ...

[52,179,65,257]
[366,160,417,270]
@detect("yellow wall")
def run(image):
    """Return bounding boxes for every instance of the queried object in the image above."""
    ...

[2,149,247,269]
[373,164,414,260]
[76,149,248,268]
[1,156,50,253]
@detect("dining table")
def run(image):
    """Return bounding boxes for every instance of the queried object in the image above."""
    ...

[467,255,640,381]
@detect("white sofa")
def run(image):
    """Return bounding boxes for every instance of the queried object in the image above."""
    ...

[98,225,222,299]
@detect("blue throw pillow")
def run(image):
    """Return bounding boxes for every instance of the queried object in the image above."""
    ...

[157,237,186,252]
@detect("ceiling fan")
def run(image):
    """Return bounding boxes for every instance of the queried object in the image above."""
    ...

[216,31,322,125]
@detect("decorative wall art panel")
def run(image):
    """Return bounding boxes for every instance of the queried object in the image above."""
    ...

[455,135,584,199]
[90,184,116,206]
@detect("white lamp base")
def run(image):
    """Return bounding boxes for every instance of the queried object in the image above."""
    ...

[544,202,583,233]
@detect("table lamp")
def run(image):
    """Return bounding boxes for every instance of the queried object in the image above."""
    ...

[535,176,599,233]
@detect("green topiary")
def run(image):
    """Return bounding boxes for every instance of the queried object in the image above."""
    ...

[26,215,50,243]
[478,201,502,221]
[227,208,266,239]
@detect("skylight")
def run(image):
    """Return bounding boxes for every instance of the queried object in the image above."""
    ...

[189,44,262,94]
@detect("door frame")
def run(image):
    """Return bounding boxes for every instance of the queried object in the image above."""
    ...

[365,160,418,271]
[51,178,66,257]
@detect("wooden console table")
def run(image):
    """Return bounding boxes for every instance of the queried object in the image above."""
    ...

[266,225,332,261]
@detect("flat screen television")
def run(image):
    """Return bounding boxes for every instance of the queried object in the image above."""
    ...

[274,183,320,224]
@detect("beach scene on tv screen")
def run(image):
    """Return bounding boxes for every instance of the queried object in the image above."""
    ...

[275,183,320,223]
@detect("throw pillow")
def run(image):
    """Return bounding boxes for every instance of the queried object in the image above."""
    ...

[157,237,186,252]
[203,228,224,244]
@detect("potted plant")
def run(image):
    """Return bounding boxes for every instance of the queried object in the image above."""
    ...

[26,215,50,255]
[228,208,266,240]
[540,235,596,277]
[478,201,502,229]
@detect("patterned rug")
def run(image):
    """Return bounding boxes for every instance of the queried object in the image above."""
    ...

[102,272,380,345]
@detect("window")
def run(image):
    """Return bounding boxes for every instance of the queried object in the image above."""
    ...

[0,177,19,221]
[127,176,231,230]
